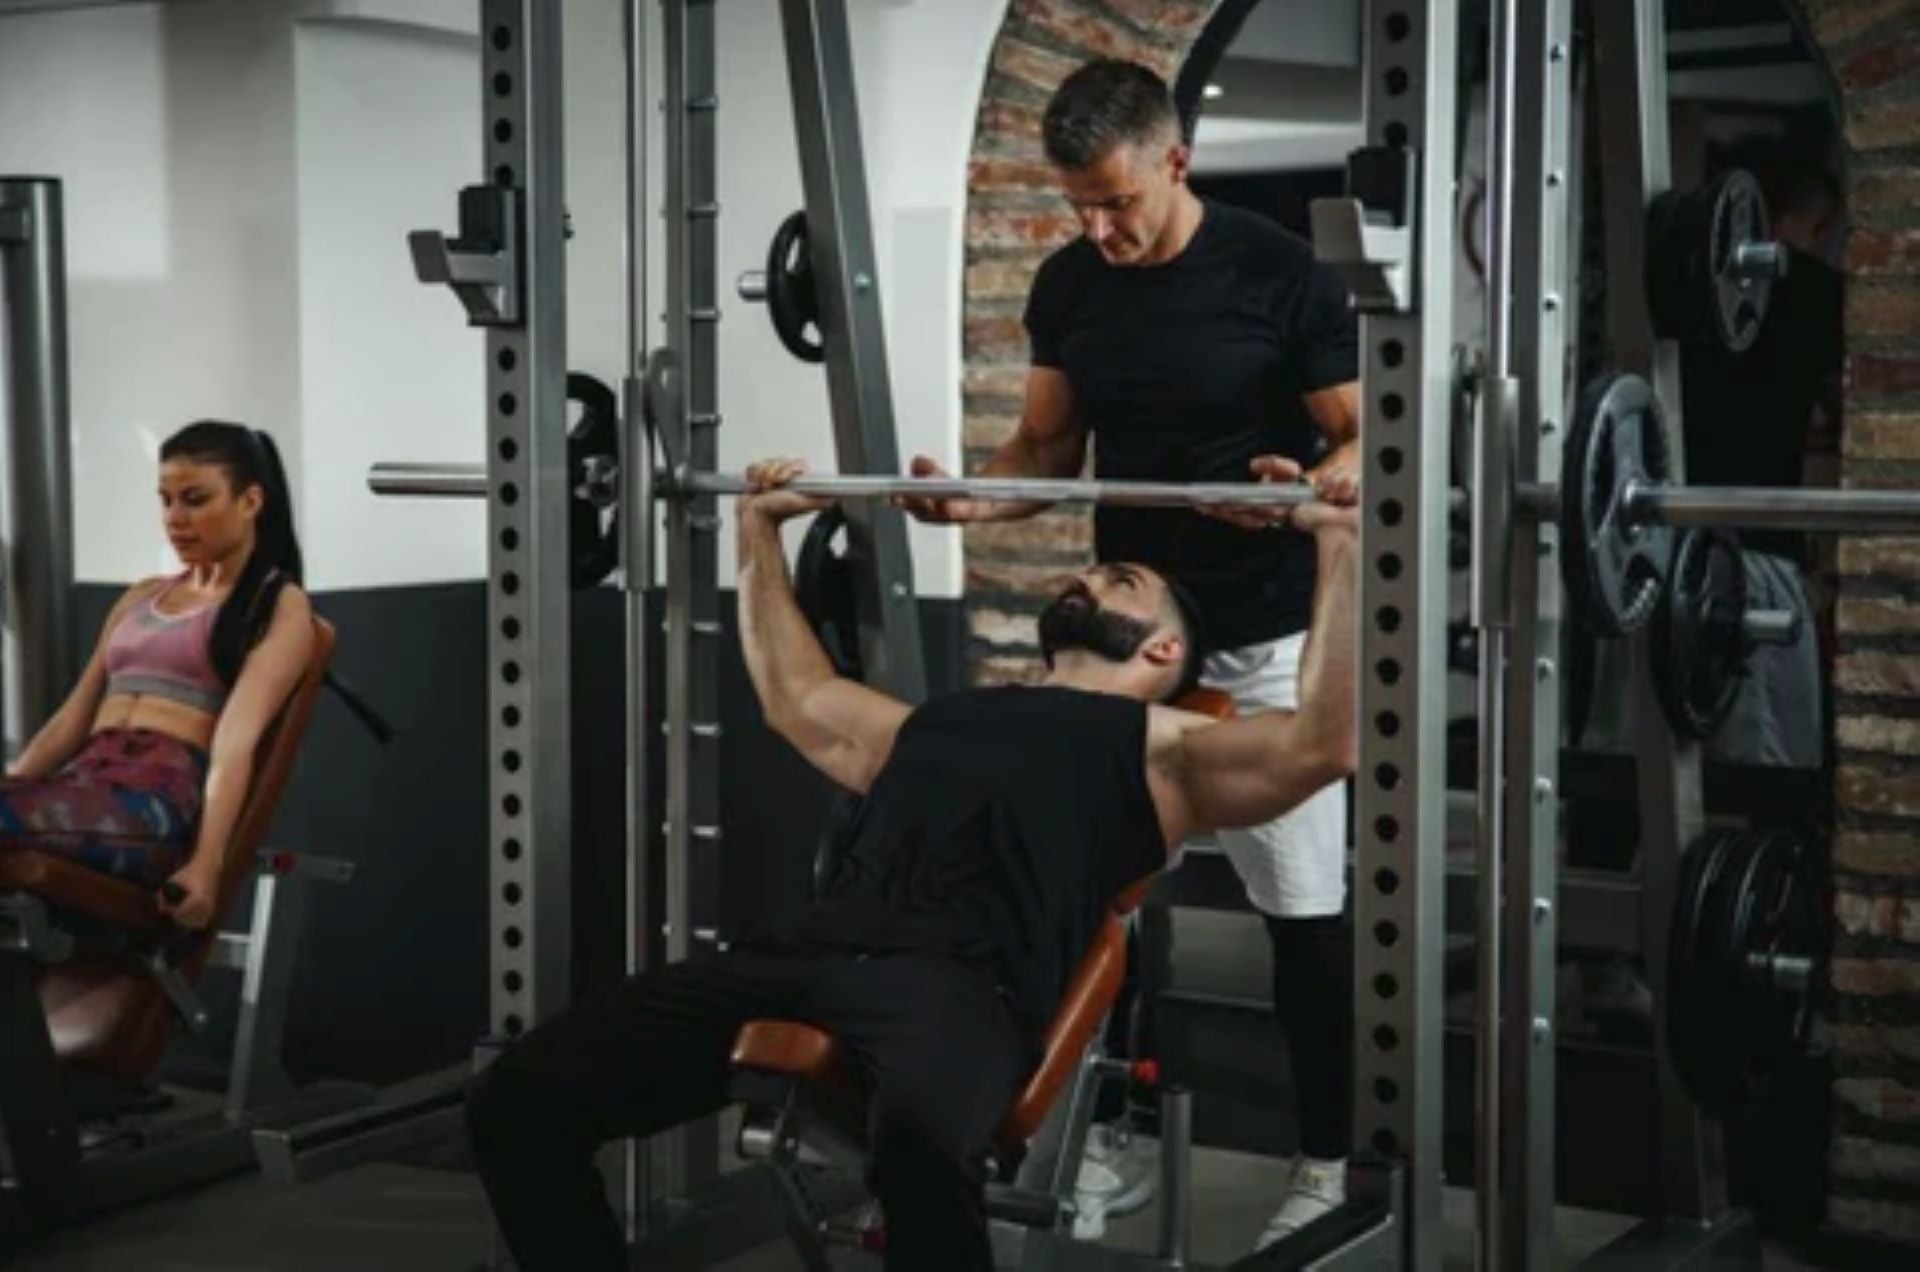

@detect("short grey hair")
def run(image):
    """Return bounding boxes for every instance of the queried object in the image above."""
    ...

[1042,59,1181,170]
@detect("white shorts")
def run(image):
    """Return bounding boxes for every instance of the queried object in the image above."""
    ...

[1195,632,1349,918]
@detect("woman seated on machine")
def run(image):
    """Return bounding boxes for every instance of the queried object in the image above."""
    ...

[0,421,312,931]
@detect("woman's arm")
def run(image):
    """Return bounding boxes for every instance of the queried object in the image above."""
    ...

[160,586,315,928]
[6,579,164,780]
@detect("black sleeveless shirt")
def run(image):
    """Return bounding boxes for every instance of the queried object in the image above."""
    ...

[792,686,1166,1040]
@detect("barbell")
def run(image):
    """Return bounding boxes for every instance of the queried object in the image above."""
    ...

[369,370,1920,633]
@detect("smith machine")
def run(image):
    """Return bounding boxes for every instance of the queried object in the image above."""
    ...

[366,1,1896,1268]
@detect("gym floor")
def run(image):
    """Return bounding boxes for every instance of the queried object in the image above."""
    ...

[8,908,1833,1272]
[7,1149,1831,1271]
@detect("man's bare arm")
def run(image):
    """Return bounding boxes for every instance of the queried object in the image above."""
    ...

[1304,381,1361,447]
[1303,380,1362,504]
[1151,513,1359,842]
[737,477,911,793]
[899,367,1086,523]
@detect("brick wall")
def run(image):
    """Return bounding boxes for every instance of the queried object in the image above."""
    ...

[1805,0,1920,1245]
[962,0,1920,1244]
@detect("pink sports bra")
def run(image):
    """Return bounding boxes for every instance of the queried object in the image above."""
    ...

[103,577,228,714]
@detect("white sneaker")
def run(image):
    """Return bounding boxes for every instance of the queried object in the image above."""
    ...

[1071,1123,1159,1241]
[1255,1156,1347,1251]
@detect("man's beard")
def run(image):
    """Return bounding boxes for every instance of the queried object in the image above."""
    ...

[1037,583,1155,669]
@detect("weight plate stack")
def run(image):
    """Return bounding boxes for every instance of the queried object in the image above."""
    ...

[1667,827,1823,1120]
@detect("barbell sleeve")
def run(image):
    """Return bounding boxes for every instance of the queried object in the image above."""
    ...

[1742,608,1800,648]
[1623,482,1920,535]
[368,462,488,498]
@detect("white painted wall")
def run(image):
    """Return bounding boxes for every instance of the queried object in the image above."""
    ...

[293,21,485,588]
[0,0,301,585]
[5,0,1007,595]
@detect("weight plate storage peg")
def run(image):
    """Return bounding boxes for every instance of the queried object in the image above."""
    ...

[1652,528,1750,739]
[1560,372,1675,635]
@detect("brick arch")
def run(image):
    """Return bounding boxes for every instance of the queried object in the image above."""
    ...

[959,0,1224,686]
[960,0,1920,1237]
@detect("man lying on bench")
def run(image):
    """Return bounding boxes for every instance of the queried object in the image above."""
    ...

[466,458,1360,1272]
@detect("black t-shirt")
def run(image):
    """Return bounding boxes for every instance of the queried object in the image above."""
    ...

[1024,199,1359,649]
[792,686,1165,1043]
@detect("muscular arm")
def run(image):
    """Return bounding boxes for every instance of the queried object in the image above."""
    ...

[1302,379,1363,504]
[986,367,1087,480]
[1149,522,1359,843]
[903,367,1085,523]
[1304,380,1361,448]
[737,510,911,793]
[185,587,315,881]
[6,579,163,780]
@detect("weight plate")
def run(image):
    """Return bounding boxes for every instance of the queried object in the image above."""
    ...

[766,209,826,364]
[1645,170,1775,355]
[1669,827,1824,1119]
[1668,827,1746,1118]
[1560,373,1674,635]
[1666,826,1743,1114]
[795,503,863,679]
[1653,529,1750,739]
[566,372,621,590]
[1706,169,1773,355]
[1727,830,1820,1100]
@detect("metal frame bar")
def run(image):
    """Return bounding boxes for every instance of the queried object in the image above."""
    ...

[223,873,301,1118]
[776,0,927,702]
[1491,0,1575,1264]
[0,177,74,762]
[621,0,656,1240]
[659,0,724,1196]
[477,0,571,1043]
[1346,5,1456,1269]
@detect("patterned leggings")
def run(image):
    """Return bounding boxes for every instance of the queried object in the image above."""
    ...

[0,729,207,886]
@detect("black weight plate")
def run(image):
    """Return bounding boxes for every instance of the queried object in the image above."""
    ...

[1561,373,1674,635]
[566,372,621,590]
[1667,827,1739,1118]
[766,209,825,364]
[1730,830,1820,1083]
[1677,826,1760,1119]
[795,503,863,680]
[1644,171,1775,355]
[1653,529,1750,739]
[1706,169,1773,355]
